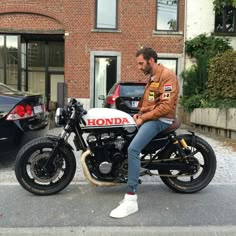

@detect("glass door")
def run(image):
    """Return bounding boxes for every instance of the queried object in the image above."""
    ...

[94,56,117,107]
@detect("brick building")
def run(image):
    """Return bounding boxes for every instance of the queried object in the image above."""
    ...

[0,0,185,109]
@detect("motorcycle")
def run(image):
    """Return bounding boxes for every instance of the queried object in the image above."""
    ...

[15,98,217,195]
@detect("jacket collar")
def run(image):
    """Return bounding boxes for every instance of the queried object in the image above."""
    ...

[149,63,164,82]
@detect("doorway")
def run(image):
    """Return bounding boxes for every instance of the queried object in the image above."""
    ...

[48,72,64,105]
[94,56,117,108]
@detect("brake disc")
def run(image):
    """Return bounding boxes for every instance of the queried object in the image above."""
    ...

[30,152,62,183]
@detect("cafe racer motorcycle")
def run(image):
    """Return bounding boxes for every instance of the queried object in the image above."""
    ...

[15,98,217,195]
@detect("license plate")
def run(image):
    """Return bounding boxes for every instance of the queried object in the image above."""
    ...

[33,105,43,114]
[131,101,139,107]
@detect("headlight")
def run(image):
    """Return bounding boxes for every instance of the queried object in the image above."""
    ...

[55,108,66,126]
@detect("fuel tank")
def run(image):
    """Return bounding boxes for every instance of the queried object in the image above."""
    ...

[82,108,137,133]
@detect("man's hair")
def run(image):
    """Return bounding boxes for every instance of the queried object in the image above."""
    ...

[136,47,158,63]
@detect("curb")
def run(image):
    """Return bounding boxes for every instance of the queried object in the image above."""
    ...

[1,226,236,236]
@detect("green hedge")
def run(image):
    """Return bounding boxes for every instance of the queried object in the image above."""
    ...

[208,50,236,99]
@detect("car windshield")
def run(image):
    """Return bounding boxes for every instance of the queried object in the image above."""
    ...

[119,84,145,97]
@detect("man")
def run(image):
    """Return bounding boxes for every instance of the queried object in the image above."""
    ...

[110,47,179,218]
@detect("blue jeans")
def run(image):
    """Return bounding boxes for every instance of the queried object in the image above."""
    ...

[127,119,170,193]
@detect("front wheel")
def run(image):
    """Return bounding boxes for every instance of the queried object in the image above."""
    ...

[15,137,76,195]
[159,134,217,193]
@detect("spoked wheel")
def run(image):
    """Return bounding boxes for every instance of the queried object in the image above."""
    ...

[15,137,76,195]
[159,134,217,193]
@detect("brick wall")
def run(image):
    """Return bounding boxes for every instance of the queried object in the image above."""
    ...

[0,0,185,98]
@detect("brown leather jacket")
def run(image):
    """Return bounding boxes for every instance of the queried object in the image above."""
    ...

[138,64,179,123]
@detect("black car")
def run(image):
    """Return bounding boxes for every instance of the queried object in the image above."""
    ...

[0,83,48,153]
[100,81,146,116]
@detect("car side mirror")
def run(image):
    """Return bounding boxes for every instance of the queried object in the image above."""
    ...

[98,95,105,100]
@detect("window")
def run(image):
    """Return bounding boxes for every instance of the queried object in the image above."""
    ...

[95,0,117,29]
[158,58,178,74]
[215,6,236,33]
[156,0,178,31]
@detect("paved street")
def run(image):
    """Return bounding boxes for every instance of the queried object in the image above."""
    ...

[0,183,236,235]
[0,126,236,235]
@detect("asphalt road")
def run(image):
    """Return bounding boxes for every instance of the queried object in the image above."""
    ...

[0,183,236,235]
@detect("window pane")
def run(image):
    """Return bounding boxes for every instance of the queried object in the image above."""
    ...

[6,67,18,89]
[49,42,64,67]
[0,36,3,47]
[96,0,117,29]
[6,36,18,66]
[6,36,18,49]
[215,13,223,32]
[28,41,45,69]
[6,36,18,88]
[226,8,234,32]
[215,7,236,32]
[0,36,4,67]
[0,68,4,83]
[158,58,177,74]
[157,0,178,30]
[28,71,45,96]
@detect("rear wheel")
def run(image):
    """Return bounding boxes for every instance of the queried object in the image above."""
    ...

[15,137,76,195]
[159,134,216,193]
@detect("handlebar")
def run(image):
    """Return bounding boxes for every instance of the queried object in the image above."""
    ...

[67,98,87,115]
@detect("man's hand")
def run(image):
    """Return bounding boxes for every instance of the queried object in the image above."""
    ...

[133,113,143,127]
[135,118,143,127]
[133,114,139,122]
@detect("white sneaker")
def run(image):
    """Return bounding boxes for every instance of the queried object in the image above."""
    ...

[109,194,138,218]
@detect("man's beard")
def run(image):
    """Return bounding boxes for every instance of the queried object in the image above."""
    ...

[142,62,152,75]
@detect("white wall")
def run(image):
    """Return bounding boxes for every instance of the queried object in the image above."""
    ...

[186,0,236,47]
[185,0,236,69]
[186,0,215,40]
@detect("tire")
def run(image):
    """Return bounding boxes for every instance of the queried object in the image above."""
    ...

[15,137,76,195]
[159,134,217,193]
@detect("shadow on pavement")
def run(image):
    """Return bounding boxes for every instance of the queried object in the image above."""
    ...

[0,143,19,168]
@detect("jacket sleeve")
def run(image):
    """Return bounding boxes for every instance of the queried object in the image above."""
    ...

[140,76,179,122]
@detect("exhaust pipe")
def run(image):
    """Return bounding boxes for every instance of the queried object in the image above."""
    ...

[80,149,121,187]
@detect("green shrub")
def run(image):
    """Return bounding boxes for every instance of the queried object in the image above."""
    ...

[181,34,234,112]
[180,94,206,112]
[208,50,236,99]
[185,34,232,59]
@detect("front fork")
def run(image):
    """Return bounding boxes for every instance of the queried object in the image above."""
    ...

[42,121,73,173]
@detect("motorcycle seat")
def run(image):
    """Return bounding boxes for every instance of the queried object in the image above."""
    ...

[154,119,181,138]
